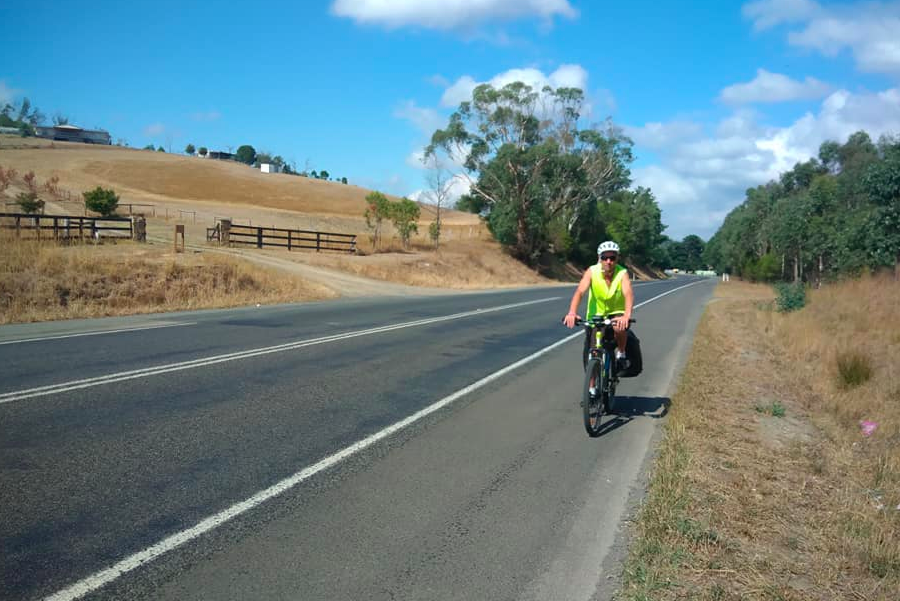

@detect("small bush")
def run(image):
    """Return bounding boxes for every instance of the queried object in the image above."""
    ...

[836,350,873,389]
[83,186,119,217]
[774,282,806,312]
[754,400,786,417]
[16,191,45,214]
[22,170,37,193]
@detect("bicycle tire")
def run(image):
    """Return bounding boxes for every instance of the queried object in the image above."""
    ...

[603,351,615,414]
[582,357,604,437]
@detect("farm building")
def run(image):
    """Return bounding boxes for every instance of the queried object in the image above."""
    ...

[35,124,111,145]
[259,162,282,173]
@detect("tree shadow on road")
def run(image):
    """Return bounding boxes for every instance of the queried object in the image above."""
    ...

[591,396,671,437]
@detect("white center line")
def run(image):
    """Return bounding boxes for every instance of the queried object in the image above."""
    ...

[1,297,559,404]
[41,279,709,601]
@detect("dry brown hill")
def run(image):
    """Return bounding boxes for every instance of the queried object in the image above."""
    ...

[0,135,479,232]
[0,135,557,294]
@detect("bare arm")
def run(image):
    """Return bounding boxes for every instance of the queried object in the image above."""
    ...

[613,272,634,331]
[563,269,592,328]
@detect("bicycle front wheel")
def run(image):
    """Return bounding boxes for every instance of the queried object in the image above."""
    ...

[582,357,604,437]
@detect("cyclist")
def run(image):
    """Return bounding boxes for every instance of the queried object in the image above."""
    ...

[563,240,634,369]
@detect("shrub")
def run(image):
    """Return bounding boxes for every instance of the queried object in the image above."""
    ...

[23,170,37,193]
[774,282,806,312]
[389,197,420,250]
[43,175,60,196]
[364,191,391,250]
[83,186,119,216]
[16,191,44,214]
[836,350,873,389]
[0,166,16,192]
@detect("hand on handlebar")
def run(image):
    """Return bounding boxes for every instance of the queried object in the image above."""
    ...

[612,316,630,332]
[563,313,580,328]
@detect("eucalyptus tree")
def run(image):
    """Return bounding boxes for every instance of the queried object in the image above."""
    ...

[426,82,634,265]
[864,136,900,275]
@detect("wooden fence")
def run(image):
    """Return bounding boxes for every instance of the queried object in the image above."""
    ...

[206,220,356,253]
[0,212,133,240]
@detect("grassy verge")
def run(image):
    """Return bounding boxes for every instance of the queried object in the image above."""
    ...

[0,236,336,323]
[620,275,899,600]
[266,238,551,289]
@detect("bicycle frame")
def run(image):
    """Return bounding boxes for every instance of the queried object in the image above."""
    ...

[584,316,620,394]
[573,314,635,436]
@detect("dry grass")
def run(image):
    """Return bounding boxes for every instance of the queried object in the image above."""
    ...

[0,235,336,323]
[621,275,900,600]
[274,238,551,289]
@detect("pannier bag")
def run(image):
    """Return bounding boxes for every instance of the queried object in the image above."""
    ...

[620,329,643,378]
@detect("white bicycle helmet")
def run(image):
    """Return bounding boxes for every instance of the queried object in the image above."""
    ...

[597,240,620,255]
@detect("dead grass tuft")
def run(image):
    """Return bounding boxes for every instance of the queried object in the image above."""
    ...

[621,276,900,600]
[836,350,873,390]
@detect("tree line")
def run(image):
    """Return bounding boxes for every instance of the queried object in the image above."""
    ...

[178,143,349,184]
[704,131,900,283]
[425,82,676,271]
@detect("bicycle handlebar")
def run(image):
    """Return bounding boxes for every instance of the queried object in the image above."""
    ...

[563,315,636,327]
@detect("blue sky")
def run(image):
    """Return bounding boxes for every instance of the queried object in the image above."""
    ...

[3,0,899,239]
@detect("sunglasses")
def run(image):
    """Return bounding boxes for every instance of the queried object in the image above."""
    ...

[600,254,618,262]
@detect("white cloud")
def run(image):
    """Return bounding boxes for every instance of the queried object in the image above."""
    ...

[406,149,429,169]
[440,64,590,107]
[630,86,900,239]
[719,68,831,104]
[331,0,577,30]
[744,0,900,77]
[394,100,443,134]
[742,0,820,30]
[190,110,221,122]
[408,173,471,206]
[624,121,703,150]
[0,80,21,105]
[144,123,166,136]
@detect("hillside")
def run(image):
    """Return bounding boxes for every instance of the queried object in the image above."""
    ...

[0,136,558,316]
[0,135,480,234]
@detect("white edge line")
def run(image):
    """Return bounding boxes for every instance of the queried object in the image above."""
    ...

[0,322,197,346]
[44,332,580,601]
[43,279,710,601]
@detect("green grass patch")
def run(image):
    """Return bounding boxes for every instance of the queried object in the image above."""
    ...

[754,400,786,417]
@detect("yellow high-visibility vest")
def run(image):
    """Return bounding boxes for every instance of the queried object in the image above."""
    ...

[586,263,626,318]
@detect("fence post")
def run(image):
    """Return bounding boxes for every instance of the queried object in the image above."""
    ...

[132,215,146,242]
[220,219,231,246]
[288,230,292,251]
[316,232,321,252]
[174,224,185,252]
[256,227,262,249]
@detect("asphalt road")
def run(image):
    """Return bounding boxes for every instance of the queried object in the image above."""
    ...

[0,276,715,601]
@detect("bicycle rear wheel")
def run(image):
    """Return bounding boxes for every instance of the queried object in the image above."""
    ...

[582,357,605,437]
